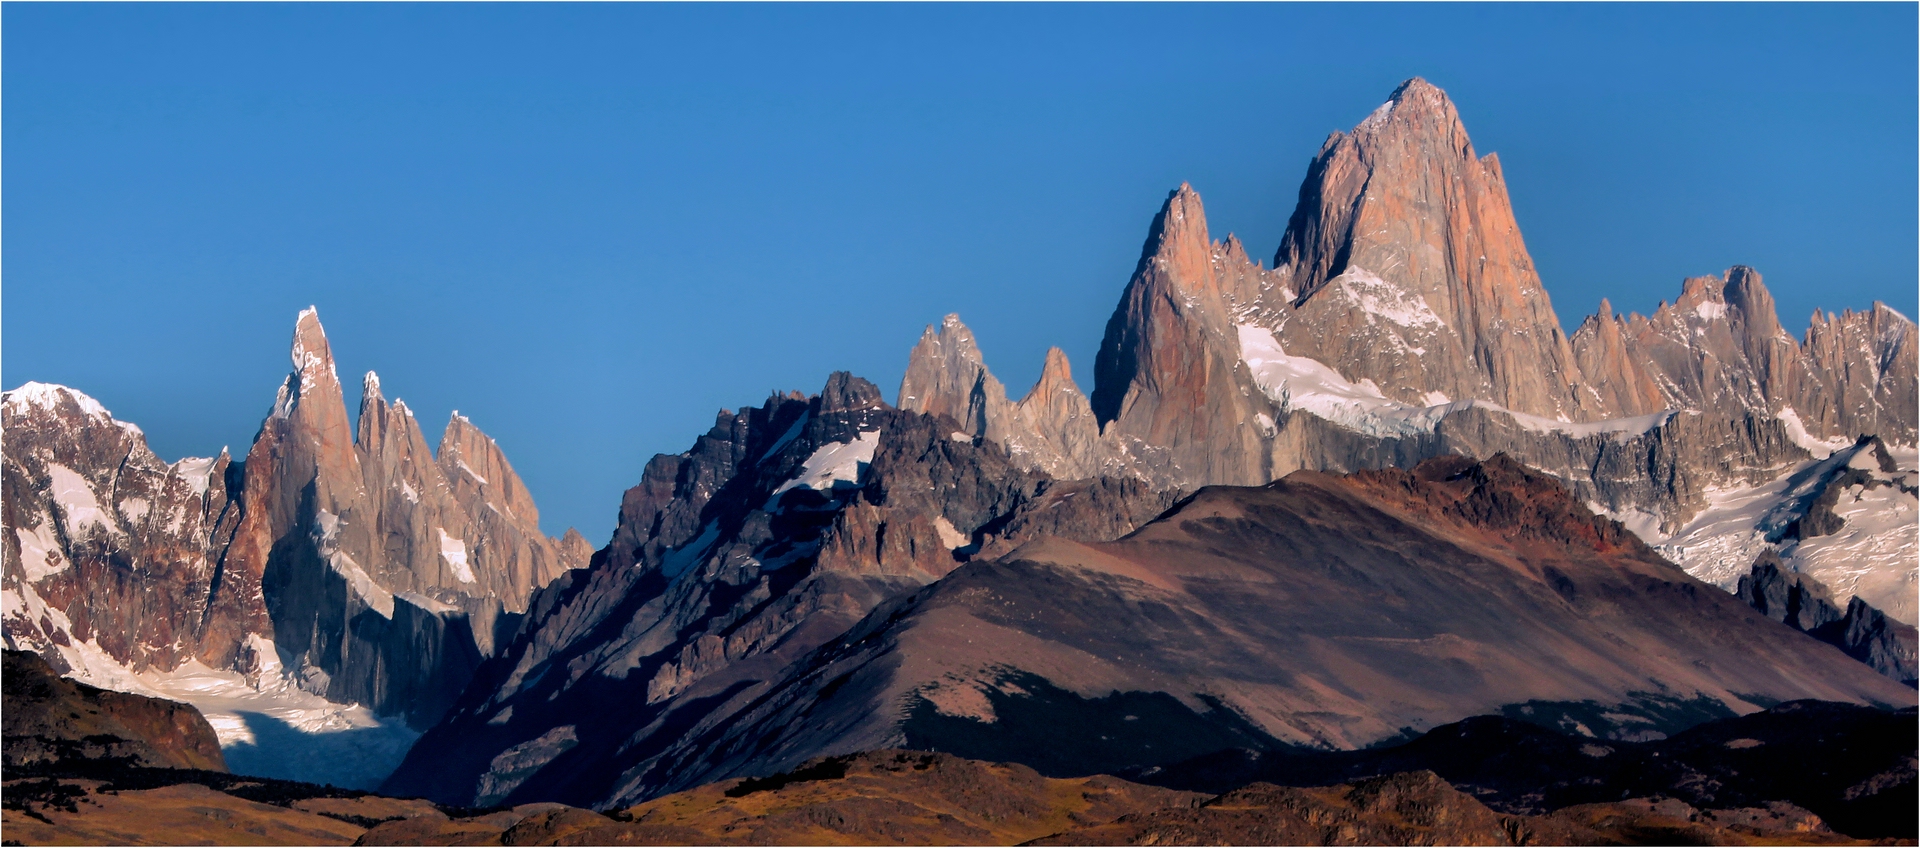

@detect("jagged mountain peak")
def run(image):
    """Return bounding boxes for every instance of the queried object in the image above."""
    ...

[1266,77,1589,420]
[1133,183,1214,285]
[1026,346,1076,397]
[820,371,888,414]
[899,313,1001,437]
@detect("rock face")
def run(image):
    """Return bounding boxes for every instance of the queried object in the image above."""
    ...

[383,372,1176,808]
[4,648,227,772]
[1737,553,1917,685]
[2,382,257,680]
[3,308,587,733]
[901,316,1102,480]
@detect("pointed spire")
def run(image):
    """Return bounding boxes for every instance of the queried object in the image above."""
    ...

[290,306,338,388]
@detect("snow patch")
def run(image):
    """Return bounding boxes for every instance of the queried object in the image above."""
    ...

[397,591,460,615]
[1422,391,1453,407]
[1237,324,1674,442]
[1332,266,1444,329]
[456,460,489,485]
[660,521,721,578]
[119,497,151,526]
[1776,407,1850,456]
[933,516,970,550]
[13,515,69,581]
[1587,503,1665,544]
[760,413,810,463]
[436,528,475,584]
[950,431,974,443]
[1360,99,1395,128]
[1652,441,1918,621]
[774,431,882,495]
[313,510,393,618]
[46,464,116,537]
[1504,407,1674,439]
[1237,324,1465,438]
[1694,301,1727,322]
[1785,482,1917,618]
[171,456,219,497]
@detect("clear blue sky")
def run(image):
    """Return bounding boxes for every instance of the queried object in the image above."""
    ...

[6,3,1915,544]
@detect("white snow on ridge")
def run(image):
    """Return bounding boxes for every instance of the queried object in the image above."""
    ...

[437,528,475,584]
[46,464,116,538]
[1776,407,1851,456]
[328,552,394,618]
[1503,407,1674,439]
[1360,99,1395,128]
[1693,301,1727,322]
[3,382,110,419]
[759,413,810,463]
[774,431,882,495]
[1236,323,1446,438]
[313,510,394,618]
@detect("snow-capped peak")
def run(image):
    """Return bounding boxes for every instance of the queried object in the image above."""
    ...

[3,382,112,420]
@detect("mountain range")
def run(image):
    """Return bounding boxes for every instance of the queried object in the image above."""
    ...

[4,77,1915,837]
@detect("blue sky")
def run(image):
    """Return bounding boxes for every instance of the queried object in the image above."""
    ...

[5,3,1915,544]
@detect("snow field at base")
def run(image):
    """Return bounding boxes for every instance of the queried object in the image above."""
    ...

[137,641,421,790]
[4,603,420,790]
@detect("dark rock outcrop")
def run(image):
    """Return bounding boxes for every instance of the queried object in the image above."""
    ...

[1738,553,1918,685]
[3,648,226,772]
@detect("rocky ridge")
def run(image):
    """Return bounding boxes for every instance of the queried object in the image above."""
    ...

[901,76,1915,588]
[382,372,1177,808]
